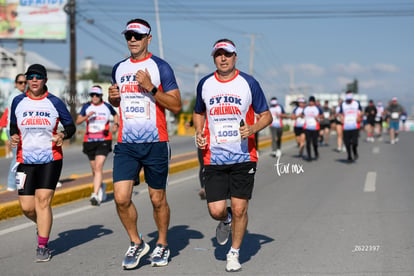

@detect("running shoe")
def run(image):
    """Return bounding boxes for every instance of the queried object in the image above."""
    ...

[35,246,51,262]
[90,193,100,206]
[198,188,206,200]
[151,244,170,267]
[216,207,232,245]
[122,240,150,270]
[226,251,241,272]
[98,183,107,202]
[276,149,282,157]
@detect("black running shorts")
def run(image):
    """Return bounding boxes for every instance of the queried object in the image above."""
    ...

[17,160,63,196]
[204,161,256,203]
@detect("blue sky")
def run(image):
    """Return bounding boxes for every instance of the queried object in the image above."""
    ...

[2,0,414,113]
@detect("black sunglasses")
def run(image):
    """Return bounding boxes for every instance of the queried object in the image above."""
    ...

[26,74,45,80]
[90,93,101,97]
[16,81,27,85]
[124,32,147,41]
[214,51,235,58]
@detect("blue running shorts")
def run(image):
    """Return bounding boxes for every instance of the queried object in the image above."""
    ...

[113,142,170,189]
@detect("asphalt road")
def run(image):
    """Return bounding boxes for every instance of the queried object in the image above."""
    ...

[0,131,413,275]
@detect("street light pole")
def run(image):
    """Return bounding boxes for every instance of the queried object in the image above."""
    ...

[65,0,77,124]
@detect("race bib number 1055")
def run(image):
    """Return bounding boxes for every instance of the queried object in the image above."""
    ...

[215,123,240,144]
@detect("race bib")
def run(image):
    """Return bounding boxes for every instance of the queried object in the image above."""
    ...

[345,114,357,125]
[88,122,105,133]
[124,98,150,119]
[324,111,330,119]
[16,172,27,190]
[215,122,240,144]
[305,117,317,127]
[296,117,305,125]
[391,112,399,119]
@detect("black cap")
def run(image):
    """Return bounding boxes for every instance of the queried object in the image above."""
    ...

[25,64,47,77]
[309,96,316,102]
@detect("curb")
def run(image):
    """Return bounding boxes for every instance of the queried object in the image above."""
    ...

[0,133,295,221]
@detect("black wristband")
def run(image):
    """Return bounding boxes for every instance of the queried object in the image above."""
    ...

[150,86,158,96]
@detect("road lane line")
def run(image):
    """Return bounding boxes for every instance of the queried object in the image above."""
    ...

[364,171,377,192]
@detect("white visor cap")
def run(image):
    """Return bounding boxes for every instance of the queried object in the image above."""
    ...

[211,41,237,56]
[122,23,150,35]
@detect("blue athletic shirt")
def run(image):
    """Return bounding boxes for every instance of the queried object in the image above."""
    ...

[10,92,74,164]
[111,53,179,143]
[194,69,269,165]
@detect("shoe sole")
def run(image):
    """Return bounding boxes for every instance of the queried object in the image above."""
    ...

[151,260,169,267]
[122,243,150,270]
[226,267,242,272]
[35,256,51,262]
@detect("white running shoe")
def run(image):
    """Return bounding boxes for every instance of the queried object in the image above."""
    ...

[226,251,241,272]
[98,183,107,202]
[276,149,282,157]
[90,193,100,206]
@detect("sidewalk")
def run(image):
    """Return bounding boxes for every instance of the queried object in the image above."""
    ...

[0,132,295,221]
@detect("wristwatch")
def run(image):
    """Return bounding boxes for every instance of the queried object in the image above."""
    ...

[150,86,158,96]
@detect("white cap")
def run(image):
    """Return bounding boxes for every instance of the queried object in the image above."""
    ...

[345,92,353,100]
[211,41,237,56]
[297,97,306,103]
[270,99,278,106]
[89,86,103,95]
[122,23,151,35]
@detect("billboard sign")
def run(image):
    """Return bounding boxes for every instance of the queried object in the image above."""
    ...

[0,0,67,40]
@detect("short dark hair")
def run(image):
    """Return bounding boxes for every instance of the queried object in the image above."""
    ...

[15,73,25,83]
[126,18,151,34]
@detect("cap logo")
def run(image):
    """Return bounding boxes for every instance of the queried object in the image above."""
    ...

[123,23,150,34]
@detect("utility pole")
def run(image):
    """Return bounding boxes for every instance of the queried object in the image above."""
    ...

[246,33,259,76]
[153,0,175,134]
[15,39,26,73]
[154,0,164,59]
[65,0,77,123]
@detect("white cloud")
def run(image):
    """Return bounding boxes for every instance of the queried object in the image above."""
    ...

[336,76,353,87]
[371,63,399,73]
[281,64,325,76]
[333,62,366,75]
[359,79,386,89]
[297,64,325,76]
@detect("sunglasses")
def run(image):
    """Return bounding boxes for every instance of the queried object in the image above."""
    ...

[16,81,27,85]
[124,32,147,41]
[90,93,101,97]
[214,51,235,58]
[26,74,45,80]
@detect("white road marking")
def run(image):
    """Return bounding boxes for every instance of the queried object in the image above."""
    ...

[0,174,198,237]
[364,171,377,192]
